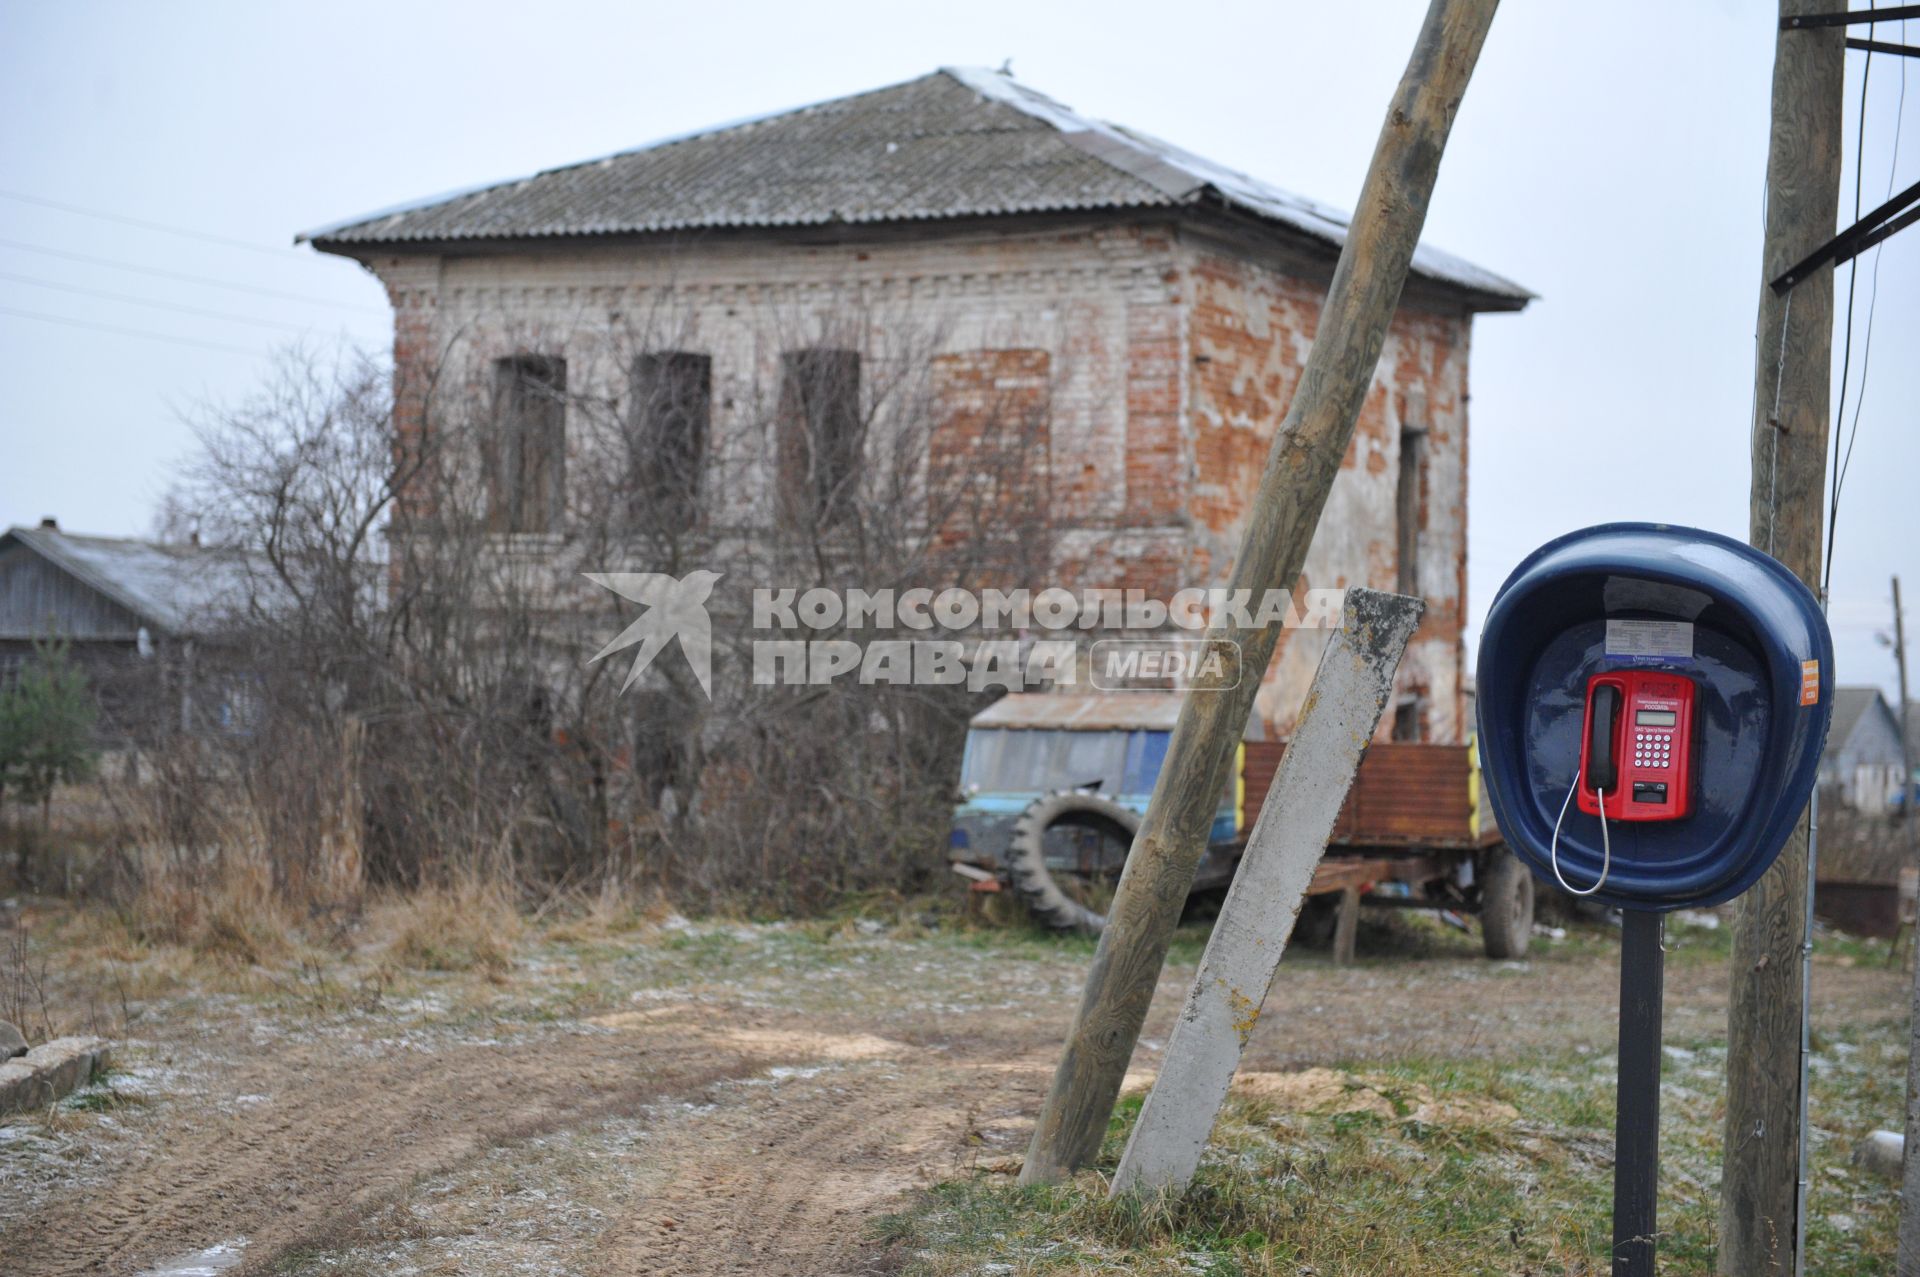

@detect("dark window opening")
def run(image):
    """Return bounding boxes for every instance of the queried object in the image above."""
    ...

[1395,422,1427,598]
[779,349,862,527]
[1392,699,1425,742]
[629,352,711,526]
[489,355,567,533]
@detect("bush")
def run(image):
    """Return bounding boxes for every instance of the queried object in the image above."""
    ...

[381,878,523,976]
[140,324,1053,918]
[1,639,99,831]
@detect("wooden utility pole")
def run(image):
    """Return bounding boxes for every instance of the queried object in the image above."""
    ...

[1019,0,1501,1185]
[1895,575,1920,1275]
[1894,573,1918,968]
[1721,4,1844,1273]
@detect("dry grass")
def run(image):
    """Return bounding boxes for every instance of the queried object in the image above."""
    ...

[122,851,296,968]
[538,875,674,944]
[375,877,525,978]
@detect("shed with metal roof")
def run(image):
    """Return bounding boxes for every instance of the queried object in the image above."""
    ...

[0,522,276,739]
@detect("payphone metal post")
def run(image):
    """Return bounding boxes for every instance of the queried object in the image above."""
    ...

[1477,523,1833,1275]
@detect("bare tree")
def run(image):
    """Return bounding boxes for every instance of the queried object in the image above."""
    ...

[149,303,1062,913]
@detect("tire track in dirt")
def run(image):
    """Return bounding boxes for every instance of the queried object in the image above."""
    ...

[12,930,1903,1276]
[2,1004,1055,1277]
[580,1038,1053,1277]
[2,1028,768,1276]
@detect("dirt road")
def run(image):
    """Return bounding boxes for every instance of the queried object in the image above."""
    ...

[1,916,1906,1275]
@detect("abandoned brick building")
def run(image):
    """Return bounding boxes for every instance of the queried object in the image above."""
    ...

[306,67,1529,744]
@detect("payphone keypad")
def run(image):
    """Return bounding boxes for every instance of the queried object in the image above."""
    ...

[1633,731,1672,770]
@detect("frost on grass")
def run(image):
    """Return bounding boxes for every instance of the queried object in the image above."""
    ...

[885,1018,1905,1277]
[9,904,1909,1277]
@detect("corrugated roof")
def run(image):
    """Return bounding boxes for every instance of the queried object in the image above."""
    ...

[971,692,1187,732]
[1828,685,1886,755]
[2,526,274,638]
[304,68,1529,307]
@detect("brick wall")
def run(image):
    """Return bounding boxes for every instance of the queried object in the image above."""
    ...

[367,218,1476,742]
[928,348,1051,554]
[379,256,443,523]
[372,224,1193,589]
[1179,238,1472,743]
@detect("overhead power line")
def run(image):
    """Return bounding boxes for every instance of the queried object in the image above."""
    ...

[0,235,386,313]
[0,303,264,356]
[0,187,310,260]
[0,268,333,334]
[1824,16,1911,601]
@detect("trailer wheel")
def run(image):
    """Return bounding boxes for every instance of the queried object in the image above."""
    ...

[1479,846,1535,959]
[1006,791,1141,934]
[1291,893,1340,949]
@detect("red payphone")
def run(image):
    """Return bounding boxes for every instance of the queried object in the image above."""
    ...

[1574,670,1697,822]
[1551,668,1698,898]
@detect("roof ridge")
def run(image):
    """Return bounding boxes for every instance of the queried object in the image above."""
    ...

[3,525,168,629]
[299,68,1530,305]
[8,524,187,550]
[299,70,963,245]
[2,524,288,637]
[547,70,958,173]
[939,67,1200,200]
[937,68,1526,298]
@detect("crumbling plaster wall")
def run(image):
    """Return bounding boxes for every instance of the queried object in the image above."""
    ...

[371,225,1192,583]
[370,220,1474,743]
[1178,236,1472,744]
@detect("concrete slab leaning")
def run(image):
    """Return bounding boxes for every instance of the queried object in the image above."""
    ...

[1109,587,1424,1197]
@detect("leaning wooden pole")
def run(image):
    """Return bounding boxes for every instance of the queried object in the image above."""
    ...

[1720,4,1844,1273]
[1019,0,1501,1185]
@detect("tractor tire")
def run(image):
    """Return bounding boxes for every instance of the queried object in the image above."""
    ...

[1479,845,1536,960]
[1005,790,1142,935]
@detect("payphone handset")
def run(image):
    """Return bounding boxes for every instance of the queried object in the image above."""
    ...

[1551,669,1698,895]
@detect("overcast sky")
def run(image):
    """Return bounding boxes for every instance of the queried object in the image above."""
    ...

[1,1,1914,700]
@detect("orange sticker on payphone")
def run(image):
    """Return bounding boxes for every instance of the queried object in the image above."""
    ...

[1800,660,1820,706]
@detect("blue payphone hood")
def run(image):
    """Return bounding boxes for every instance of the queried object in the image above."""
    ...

[1477,523,1834,911]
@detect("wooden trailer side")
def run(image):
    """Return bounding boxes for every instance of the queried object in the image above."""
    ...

[1241,740,1501,849]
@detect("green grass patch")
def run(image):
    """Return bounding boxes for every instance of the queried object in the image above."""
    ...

[878,1034,1901,1277]
[60,1083,140,1114]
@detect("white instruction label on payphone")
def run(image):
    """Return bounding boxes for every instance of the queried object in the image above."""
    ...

[1605,618,1694,659]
